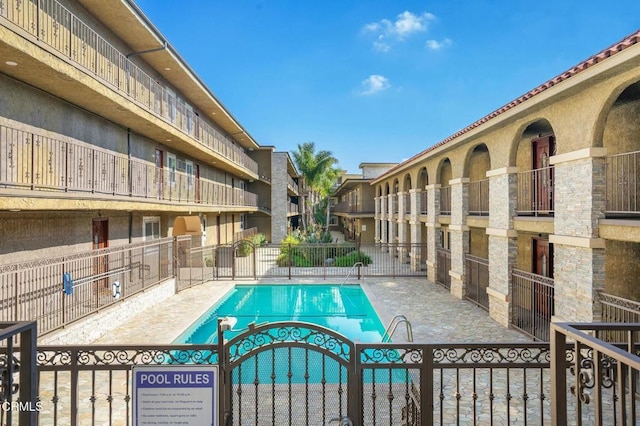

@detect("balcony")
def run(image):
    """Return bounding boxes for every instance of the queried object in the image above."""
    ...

[517,167,554,216]
[468,179,489,216]
[606,150,640,217]
[403,193,411,214]
[0,0,258,177]
[420,190,428,215]
[439,186,451,215]
[0,124,257,208]
[287,202,300,215]
[287,176,299,194]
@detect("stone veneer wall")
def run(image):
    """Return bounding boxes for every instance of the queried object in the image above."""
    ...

[39,279,176,345]
[271,153,289,244]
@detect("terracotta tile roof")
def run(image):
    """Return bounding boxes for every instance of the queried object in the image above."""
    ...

[372,29,640,183]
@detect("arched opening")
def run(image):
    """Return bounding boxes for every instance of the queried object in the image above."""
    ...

[418,167,429,215]
[466,144,491,216]
[514,119,555,216]
[438,159,452,215]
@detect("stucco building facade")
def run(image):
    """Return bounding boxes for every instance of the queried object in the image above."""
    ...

[372,30,640,339]
[0,0,299,263]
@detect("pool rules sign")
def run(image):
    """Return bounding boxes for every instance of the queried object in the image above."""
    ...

[133,365,218,425]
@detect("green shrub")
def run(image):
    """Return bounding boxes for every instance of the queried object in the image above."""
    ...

[252,233,267,246]
[236,240,253,257]
[334,251,372,267]
[277,253,314,267]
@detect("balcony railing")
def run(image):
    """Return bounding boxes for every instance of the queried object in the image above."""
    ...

[0,0,258,175]
[464,254,489,310]
[0,124,257,208]
[599,292,640,343]
[517,166,554,215]
[606,150,640,216]
[420,190,428,215]
[287,176,299,194]
[435,248,451,289]
[287,202,300,215]
[468,179,489,216]
[512,269,554,341]
[403,193,411,214]
[392,194,399,214]
[440,186,451,215]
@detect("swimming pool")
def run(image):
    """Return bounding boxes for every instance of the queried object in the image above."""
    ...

[175,284,385,344]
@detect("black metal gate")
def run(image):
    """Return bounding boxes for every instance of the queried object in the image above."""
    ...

[220,321,357,425]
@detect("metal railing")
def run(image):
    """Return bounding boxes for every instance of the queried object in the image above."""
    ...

[440,186,451,215]
[464,254,489,310]
[0,0,258,175]
[403,193,411,214]
[599,292,640,344]
[551,322,640,426]
[23,321,640,424]
[468,178,489,215]
[605,150,640,216]
[0,321,38,426]
[435,248,451,289]
[517,166,555,215]
[420,190,428,214]
[0,238,175,336]
[512,268,555,341]
[176,241,428,286]
[0,123,257,208]
[287,175,299,194]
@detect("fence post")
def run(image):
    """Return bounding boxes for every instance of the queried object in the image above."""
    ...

[70,348,79,426]
[357,241,362,280]
[13,271,18,322]
[252,242,257,280]
[423,345,434,426]
[550,324,567,425]
[19,322,38,426]
[288,243,292,280]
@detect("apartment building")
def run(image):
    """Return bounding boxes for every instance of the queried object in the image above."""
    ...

[331,163,396,244]
[372,30,640,339]
[0,0,298,264]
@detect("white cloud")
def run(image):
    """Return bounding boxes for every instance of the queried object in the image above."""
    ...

[363,11,435,51]
[358,75,391,95]
[426,38,452,50]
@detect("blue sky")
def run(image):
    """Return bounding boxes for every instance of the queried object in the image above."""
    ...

[134,1,640,174]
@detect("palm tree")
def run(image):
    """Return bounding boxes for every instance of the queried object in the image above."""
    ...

[292,142,340,232]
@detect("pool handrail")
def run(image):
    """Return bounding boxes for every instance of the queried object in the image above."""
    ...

[381,314,414,342]
[341,262,364,287]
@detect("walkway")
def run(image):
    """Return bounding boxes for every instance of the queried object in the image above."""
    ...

[94,277,529,345]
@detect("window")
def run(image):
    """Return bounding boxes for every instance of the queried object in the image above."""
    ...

[185,160,194,189]
[240,214,246,230]
[143,217,161,253]
[167,153,177,186]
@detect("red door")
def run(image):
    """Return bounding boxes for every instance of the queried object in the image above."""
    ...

[92,219,109,290]
[533,238,553,317]
[532,136,555,212]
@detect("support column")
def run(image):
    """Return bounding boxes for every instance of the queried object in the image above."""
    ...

[388,194,397,257]
[380,195,388,252]
[487,167,518,327]
[409,189,422,271]
[397,192,408,262]
[374,196,380,244]
[425,184,441,282]
[449,178,469,299]
[550,148,607,322]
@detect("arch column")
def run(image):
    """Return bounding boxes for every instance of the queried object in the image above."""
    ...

[425,184,441,282]
[409,188,422,271]
[380,195,388,252]
[397,192,408,262]
[388,194,397,257]
[374,196,380,244]
[449,178,469,299]
[550,148,607,322]
[487,167,518,327]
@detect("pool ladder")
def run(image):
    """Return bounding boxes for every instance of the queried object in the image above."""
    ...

[381,314,414,342]
[340,262,363,287]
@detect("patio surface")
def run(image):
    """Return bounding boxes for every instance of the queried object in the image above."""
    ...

[93,276,530,345]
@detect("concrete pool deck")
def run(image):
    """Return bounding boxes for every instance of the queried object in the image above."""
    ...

[93,277,531,345]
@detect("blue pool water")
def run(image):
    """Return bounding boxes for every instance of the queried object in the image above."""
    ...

[176,284,385,344]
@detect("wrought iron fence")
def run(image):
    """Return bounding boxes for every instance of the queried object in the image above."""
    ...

[420,190,428,214]
[175,241,428,287]
[0,321,38,426]
[464,254,489,310]
[439,186,451,215]
[599,292,640,344]
[551,322,640,426]
[605,151,640,216]
[0,0,258,175]
[468,178,489,215]
[0,123,258,207]
[0,238,175,336]
[435,248,451,289]
[5,321,637,424]
[517,166,555,215]
[512,269,554,341]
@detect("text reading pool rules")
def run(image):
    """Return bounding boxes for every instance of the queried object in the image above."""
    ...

[133,365,218,426]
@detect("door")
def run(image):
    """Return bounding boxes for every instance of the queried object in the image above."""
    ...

[154,149,163,199]
[195,164,200,203]
[532,136,555,212]
[532,238,553,318]
[92,219,109,290]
